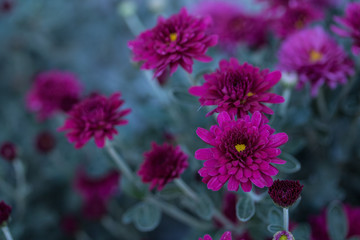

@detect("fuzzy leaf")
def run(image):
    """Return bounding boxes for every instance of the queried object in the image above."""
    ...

[277,152,301,174]
[292,223,311,240]
[134,202,162,232]
[236,194,255,222]
[327,201,348,240]
[267,224,283,233]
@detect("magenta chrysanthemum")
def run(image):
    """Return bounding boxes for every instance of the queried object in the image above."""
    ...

[273,231,294,240]
[194,2,269,49]
[199,231,232,240]
[332,2,360,55]
[195,111,288,192]
[189,58,284,118]
[26,70,82,120]
[138,142,188,191]
[128,8,218,78]
[74,168,120,219]
[0,142,16,162]
[58,93,131,149]
[268,179,303,208]
[0,201,11,225]
[35,131,56,154]
[278,27,354,96]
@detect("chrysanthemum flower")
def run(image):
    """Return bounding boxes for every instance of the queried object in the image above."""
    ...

[0,201,12,225]
[273,231,294,240]
[35,131,56,154]
[272,4,323,38]
[26,70,82,120]
[138,142,188,191]
[58,93,131,149]
[310,204,360,240]
[258,0,338,9]
[74,168,120,220]
[194,2,269,49]
[199,231,232,240]
[332,2,360,55]
[278,27,354,96]
[189,58,284,118]
[0,142,17,162]
[128,8,218,78]
[196,111,288,192]
[268,179,303,208]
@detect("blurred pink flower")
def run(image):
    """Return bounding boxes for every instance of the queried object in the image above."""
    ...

[189,58,284,118]
[199,231,232,240]
[0,201,12,225]
[332,2,360,55]
[35,131,56,154]
[0,142,17,162]
[277,27,354,96]
[58,93,131,149]
[138,142,188,191]
[128,8,218,78]
[26,70,82,120]
[196,111,288,192]
[74,168,120,220]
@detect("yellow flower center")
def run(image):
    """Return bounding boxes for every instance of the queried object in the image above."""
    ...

[309,50,323,63]
[279,235,288,240]
[169,33,178,42]
[235,144,246,152]
[247,92,254,97]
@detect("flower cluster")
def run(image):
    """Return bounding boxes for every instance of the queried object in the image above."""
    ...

[268,179,303,208]
[189,58,284,118]
[196,111,288,192]
[138,142,188,190]
[128,8,218,78]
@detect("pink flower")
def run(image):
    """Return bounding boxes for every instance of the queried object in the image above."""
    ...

[199,231,232,240]
[258,0,338,9]
[26,70,82,120]
[128,8,218,78]
[74,168,120,220]
[273,231,294,240]
[0,142,17,162]
[58,93,131,149]
[189,58,284,118]
[138,142,188,191]
[194,2,269,49]
[195,111,288,192]
[268,179,303,208]
[310,204,360,240]
[332,2,360,55]
[0,201,11,225]
[35,131,56,154]
[277,27,354,96]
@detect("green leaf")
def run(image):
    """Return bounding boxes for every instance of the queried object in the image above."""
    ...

[194,194,214,220]
[171,89,197,105]
[292,223,311,240]
[347,237,360,240]
[134,202,162,232]
[277,152,301,174]
[267,207,282,225]
[236,194,255,222]
[267,224,283,233]
[122,205,137,224]
[327,201,348,240]
[157,184,183,200]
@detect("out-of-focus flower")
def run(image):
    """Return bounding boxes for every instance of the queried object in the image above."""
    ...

[199,231,232,240]
[258,0,338,9]
[138,142,188,191]
[35,131,56,154]
[332,2,360,55]
[277,27,354,96]
[189,58,284,118]
[268,179,303,208]
[273,231,294,240]
[0,142,17,162]
[74,168,120,220]
[272,4,323,38]
[195,111,288,192]
[58,93,131,149]
[128,8,218,78]
[310,204,360,239]
[194,1,269,50]
[60,215,79,236]
[1,0,13,13]
[0,201,12,225]
[26,70,82,120]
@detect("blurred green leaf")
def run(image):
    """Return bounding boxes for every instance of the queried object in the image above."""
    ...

[292,223,311,240]
[157,184,183,200]
[267,224,283,233]
[268,207,282,225]
[236,194,255,222]
[277,152,301,174]
[134,202,162,232]
[327,201,348,240]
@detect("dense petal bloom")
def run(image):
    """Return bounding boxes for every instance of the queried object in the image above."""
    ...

[310,204,360,240]
[332,2,360,55]
[58,93,131,149]
[138,142,188,191]
[35,131,56,154]
[128,8,218,78]
[0,142,16,162]
[26,70,82,120]
[273,231,294,240]
[74,168,120,219]
[189,58,284,118]
[194,2,269,49]
[199,231,232,240]
[0,201,12,225]
[278,27,354,96]
[268,179,303,208]
[195,111,288,192]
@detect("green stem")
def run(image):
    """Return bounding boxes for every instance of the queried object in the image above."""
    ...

[316,88,328,120]
[105,143,135,182]
[13,159,27,217]
[1,226,13,240]
[283,208,289,231]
